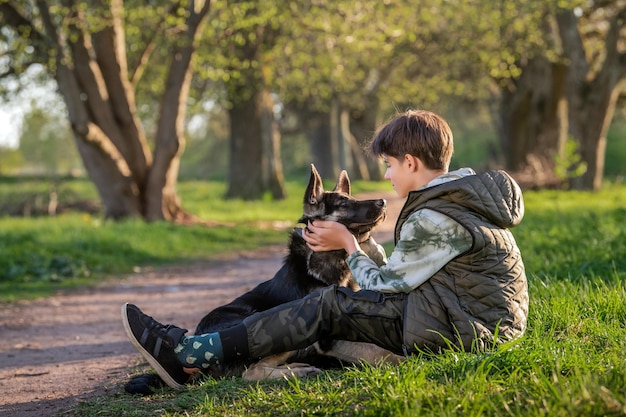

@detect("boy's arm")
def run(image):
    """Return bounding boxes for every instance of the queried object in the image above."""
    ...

[359,238,388,267]
[347,209,471,293]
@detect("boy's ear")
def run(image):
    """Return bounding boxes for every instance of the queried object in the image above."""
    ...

[404,154,421,172]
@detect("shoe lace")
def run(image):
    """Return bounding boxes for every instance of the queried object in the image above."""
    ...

[142,315,179,346]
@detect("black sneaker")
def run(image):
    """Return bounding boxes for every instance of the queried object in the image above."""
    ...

[122,303,191,389]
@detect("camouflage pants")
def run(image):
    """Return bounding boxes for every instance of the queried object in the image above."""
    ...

[242,285,407,358]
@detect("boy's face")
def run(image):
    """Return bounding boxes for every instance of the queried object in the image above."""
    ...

[383,155,415,198]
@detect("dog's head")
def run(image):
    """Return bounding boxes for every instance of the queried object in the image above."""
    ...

[298,164,386,243]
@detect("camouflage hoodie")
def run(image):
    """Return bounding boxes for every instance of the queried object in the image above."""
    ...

[347,168,475,292]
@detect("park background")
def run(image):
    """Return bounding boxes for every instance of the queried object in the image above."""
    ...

[1,0,625,222]
[1,1,626,416]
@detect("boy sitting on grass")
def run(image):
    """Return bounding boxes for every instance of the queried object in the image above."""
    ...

[122,109,528,389]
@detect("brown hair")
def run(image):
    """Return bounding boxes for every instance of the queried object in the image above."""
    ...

[368,109,454,171]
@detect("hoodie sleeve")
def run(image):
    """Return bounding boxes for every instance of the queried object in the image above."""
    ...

[346,208,472,293]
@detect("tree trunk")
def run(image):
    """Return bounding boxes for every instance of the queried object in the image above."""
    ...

[145,1,211,220]
[340,107,370,180]
[3,0,212,220]
[227,86,265,200]
[349,95,384,181]
[260,89,287,200]
[299,108,337,179]
[223,7,286,201]
[227,86,286,200]
[557,9,626,190]
[43,0,146,219]
[496,56,568,188]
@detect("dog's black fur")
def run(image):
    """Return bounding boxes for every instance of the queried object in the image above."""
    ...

[125,165,386,394]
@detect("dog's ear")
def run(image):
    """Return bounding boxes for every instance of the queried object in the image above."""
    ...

[305,164,325,204]
[333,170,351,195]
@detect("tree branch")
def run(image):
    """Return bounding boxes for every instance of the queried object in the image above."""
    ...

[89,0,152,183]
[129,2,182,86]
[601,6,624,68]
[556,9,589,80]
[81,121,133,177]
[146,0,212,220]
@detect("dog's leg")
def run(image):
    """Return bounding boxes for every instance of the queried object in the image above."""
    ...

[242,352,323,381]
[315,340,404,365]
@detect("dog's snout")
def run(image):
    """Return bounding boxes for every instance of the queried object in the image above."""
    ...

[376,199,386,208]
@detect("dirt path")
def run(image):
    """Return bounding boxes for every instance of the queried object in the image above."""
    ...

[0,192,403,417]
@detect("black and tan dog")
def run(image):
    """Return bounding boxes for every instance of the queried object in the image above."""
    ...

[126,164,400,394]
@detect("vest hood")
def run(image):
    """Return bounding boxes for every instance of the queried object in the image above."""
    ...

[410,170,524,229]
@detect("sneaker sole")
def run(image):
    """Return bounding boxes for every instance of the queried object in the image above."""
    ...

[121,303,184,390]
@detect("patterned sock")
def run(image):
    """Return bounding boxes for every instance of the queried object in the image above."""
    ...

[174,332,224,369]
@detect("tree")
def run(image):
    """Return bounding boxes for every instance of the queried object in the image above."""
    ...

[273,1,426,181]
[487,0,626,190]
[274,1,509,181]
[487,1,570,187]
[557,4,626,190]
[213,1,286,200]
[0,0,211,220]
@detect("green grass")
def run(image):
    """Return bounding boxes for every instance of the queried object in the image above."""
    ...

[71,182,626,416]
[0,176,389,301]
[515,184,626,281]
[3,177,626,416]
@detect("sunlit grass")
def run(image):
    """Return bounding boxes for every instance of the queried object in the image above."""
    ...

[514,183,626,281]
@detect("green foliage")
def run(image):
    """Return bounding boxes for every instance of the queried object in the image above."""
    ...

[2,0,624,192]
[605,117,626,179]
[554,138,587,181]
[71,184,626,416]
[446,106,500,171]
[179,107,230,180]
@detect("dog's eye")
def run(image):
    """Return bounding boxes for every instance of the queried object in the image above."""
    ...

[309,197,317,205]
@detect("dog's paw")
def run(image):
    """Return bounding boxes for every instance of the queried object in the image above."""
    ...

[242,363,322,381]
[124,373,165,395]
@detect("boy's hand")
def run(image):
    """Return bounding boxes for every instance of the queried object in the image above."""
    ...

[302,220,359,255]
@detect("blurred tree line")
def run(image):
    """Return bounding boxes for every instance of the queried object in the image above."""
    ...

[0,0,625,221]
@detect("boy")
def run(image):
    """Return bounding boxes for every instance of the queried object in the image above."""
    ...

[122,109,528,389]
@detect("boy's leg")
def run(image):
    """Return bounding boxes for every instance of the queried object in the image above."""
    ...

[123,285,405,388]
[244,285,406,358]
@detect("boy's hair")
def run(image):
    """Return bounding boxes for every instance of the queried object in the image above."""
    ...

[368,109,454,171]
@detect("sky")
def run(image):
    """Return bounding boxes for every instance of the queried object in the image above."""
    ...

[0,107,22,149]
[1,65,60,150]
